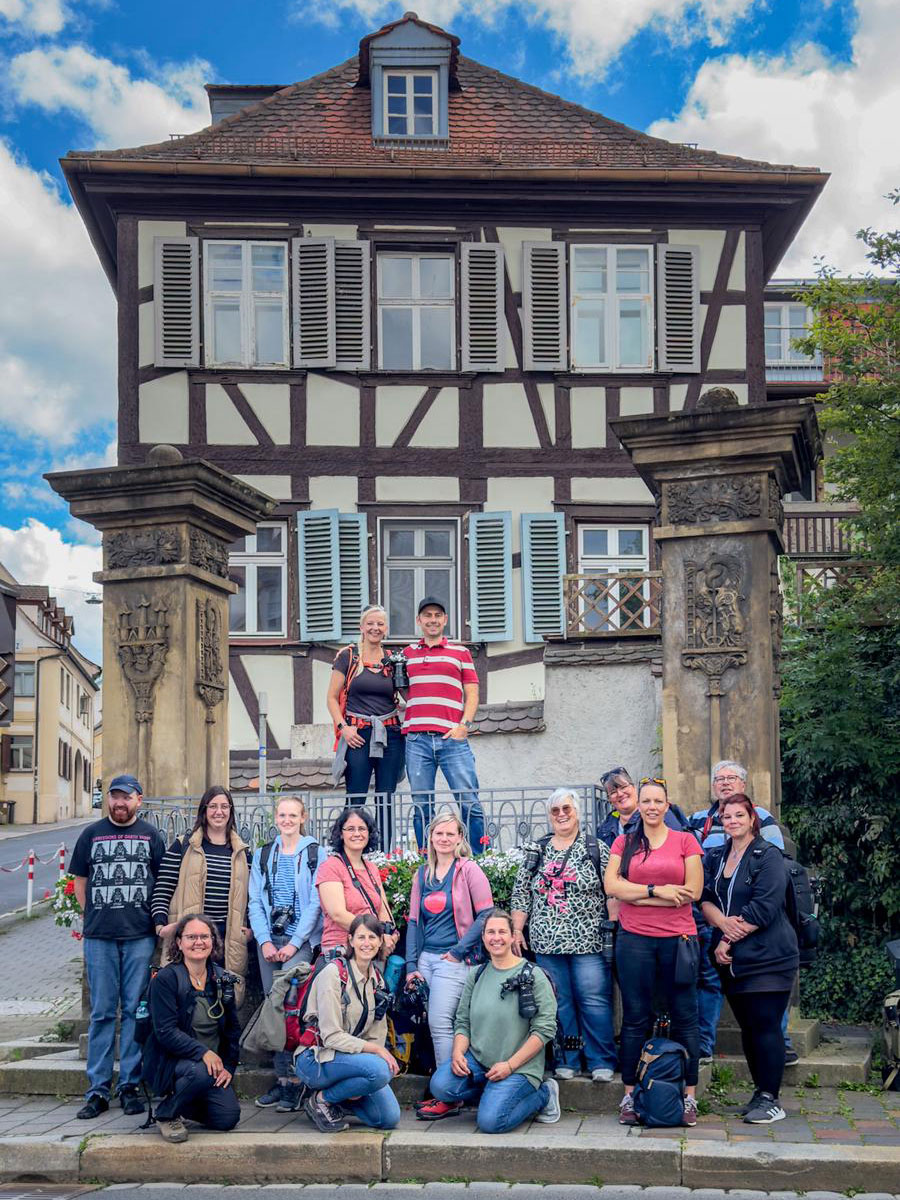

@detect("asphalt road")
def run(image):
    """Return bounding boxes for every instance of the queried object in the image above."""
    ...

[0,821,91,916]
[3,1188,897,1200]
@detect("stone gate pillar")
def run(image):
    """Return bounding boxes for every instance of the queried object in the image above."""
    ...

[46,447,275,797]
[611,392,820,814]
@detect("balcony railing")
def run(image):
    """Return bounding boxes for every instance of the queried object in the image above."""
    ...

[563,572,662,638]
[784,505,858,558]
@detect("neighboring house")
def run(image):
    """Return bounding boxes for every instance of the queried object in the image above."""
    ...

[61,13,826,788]
[0,574,101,824]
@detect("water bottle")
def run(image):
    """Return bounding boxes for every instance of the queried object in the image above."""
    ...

[135,999,149,1020]
[284,975,300,1014]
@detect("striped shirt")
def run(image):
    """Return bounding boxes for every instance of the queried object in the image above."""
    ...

[688,803,785,851]
[150,839,236,925]
[401,638,478,734]
[271,847,301,939]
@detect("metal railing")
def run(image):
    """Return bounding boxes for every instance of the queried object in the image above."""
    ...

[564,572,662,638]
[143,784,611,855]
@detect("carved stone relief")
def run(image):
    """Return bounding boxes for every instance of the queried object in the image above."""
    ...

[682,555,748,695]
[667,477,761,525]
[768,477,784,527]
[116,595,170,723]
[106,526,182,569]
[196,598,226,722]
[189,528,230,579]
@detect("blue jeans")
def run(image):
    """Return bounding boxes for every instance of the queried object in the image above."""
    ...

[430,1049,549,1133]
[83,934,156,1099]
[697,924,725,1057]
[536,952,616,1072]
[294,1049,400,1129]
[344,725,405,851]
[405,733,485,854]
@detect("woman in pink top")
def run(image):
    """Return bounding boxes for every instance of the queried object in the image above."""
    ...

[604,778,703,1127]
[316,808,398,956]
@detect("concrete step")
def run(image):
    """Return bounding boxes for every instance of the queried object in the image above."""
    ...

[714,1034,871,1086]
[0,1048,711,1112]
[715,1015,821,1056]
[0,1037,79,1063]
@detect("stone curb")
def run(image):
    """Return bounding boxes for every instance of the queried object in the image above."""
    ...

[0,1136,80,1182]
[681,1139,900,1192]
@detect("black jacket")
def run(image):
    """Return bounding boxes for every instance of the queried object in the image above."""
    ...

[142,962,241,1097]
[702,836,799,980]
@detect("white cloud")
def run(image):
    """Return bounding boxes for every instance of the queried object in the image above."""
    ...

[648,0,900,275]
[0,517,102,662]
[0,0,69,36]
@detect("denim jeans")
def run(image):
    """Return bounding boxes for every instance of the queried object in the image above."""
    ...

[154,1059,241,1129]
[344,725,405,851]
[257,936,313,1080]
[697,924,725,1057]
[416,950,471,1065]
[430,1049,549,1133]
[535,952,616,1072]
[405,733,485,854]
[83,934,156,1099]
[294,1048,400,1129]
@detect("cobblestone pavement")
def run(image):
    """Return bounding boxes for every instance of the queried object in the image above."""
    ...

[0,910,82,1040]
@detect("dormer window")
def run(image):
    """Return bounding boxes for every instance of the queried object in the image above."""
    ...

[385,71,436,136]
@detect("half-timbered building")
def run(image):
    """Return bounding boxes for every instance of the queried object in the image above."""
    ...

[62,13,826,786]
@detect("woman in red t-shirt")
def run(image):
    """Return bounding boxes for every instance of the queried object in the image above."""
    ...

[316,807,399,956]
[604,779,703,1127]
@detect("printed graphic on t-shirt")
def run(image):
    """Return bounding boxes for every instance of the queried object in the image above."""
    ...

[423,890,448,915]
[88,833,152,909]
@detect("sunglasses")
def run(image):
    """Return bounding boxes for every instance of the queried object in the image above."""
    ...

[600,767,629,786]
[639,776,668,790]
[550,805,575,816]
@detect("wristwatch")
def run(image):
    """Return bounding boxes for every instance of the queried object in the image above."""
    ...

[647,884,656,899]
[336,722,344,731]
[461,720,473,729]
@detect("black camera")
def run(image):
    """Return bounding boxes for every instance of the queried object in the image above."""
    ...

[388,648,410,690]
[521,845,541,875]
[373,981,393,1021]
[218,970,240,1007]
[500,963,538,1020]
[600,919,617,964]
[270,905,295,936]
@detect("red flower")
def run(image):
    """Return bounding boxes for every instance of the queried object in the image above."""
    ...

[71,930,83,941]
[64,880,75,895]
[479,836,491,845]
[379,867,390,881]
[389,865,398,874]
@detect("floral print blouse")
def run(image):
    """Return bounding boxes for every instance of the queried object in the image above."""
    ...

[509,832,610,955]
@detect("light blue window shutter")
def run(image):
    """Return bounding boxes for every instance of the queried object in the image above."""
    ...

[297,510,341,641]
[521,513,565,642]
[338,513,370,639]
[468,511,512,642]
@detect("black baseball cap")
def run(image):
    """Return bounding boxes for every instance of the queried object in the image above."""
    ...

[108,774,143,795]
[417,596,447,616]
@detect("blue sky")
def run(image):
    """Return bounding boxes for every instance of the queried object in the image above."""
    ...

[0,0,896,664]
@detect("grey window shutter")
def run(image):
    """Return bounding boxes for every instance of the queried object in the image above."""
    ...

[468,511,512,642]
[461,243,505,372]
[334,241,371,370]
[153,236,199,367]
[523,241,566,371]
[337,513,370,638]
[293,237,336,368]
[658,244,700,372]
[521,512,565,642]
[297,509,341,641]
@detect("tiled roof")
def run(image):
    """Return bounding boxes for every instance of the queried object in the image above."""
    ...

[229,757,333,792]
[64,54,818,176]
[16,585,51,602]
[472,700,545,735]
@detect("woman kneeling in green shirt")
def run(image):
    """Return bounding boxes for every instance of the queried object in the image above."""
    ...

[428,908,561,1132]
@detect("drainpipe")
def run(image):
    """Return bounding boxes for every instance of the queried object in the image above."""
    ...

[32,650,65,825]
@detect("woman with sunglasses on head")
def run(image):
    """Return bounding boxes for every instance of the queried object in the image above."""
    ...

[701,794,798,1125]
[509,789,617,1083]
[604,777,703,1127]
[142,914,241,1144]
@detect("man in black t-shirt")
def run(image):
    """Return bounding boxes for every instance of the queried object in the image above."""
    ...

[70,774,165,1120]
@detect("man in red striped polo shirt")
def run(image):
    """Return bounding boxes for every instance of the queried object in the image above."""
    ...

[402,597,485,854]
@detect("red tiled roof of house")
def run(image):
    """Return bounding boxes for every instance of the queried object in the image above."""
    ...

[63,54,818,176]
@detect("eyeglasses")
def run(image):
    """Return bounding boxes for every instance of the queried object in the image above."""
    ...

[550,805,575,816]
[600,767,628,786]
[713,774,742,785]
[639,776,668,789]
[180,934,212,944]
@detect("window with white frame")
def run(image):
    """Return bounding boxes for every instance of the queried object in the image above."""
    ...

[14,661,35,697]
[382,521,457,639]
[204,241,289,368]
[10,736,33,771]
[384,71,437,137]
[577,524,651,631]
[764,303,817,364]
[377,253,455,370]
[571,245,653,371]
[228,523,288,637]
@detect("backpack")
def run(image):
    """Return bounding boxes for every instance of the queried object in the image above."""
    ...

[631,1037,688,1128]
[259,839,320,906]
[239,960,313,1055]
[535,832,606,880]
[746,848,820,967]
[288,954,387,1052]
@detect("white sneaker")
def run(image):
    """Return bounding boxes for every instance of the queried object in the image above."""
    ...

[536,1077,561,1124]
[553,1067,576,1080]
[591,1068,615,1083]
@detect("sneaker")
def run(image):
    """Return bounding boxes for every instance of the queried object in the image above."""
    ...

[275,1082,307,1113]
[76,1095,109,1120]
[591,1068,615,1083]
[743,1092,786,1124]
[738,1088,762,1116]
[553,1066,576,1080]
[698,1054,714,1067]
[119,1087,146,1116]
[683,1095,698,1127]
[416,1098,463,1121]
[536,1078,561,1124]
[784,1048,799,1065]
[305,1090,349,1133]
[156,1116,189,1143]
[255,1082,284,1108]
[618,1092,638,1126]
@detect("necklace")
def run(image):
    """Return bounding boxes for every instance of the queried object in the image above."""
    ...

[188,968,207,990]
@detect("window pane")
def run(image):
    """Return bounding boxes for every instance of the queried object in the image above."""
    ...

[381,308,414,369]
[388,568,414,634]
[380,257,413,299]
[254,300,285,364]
[616,248,650,293]
[228,566,246,633]
[764,308,779,327]
[212,301,242,362]
[574,247,607,294]
[582,529,608,556]
[424,529,450,557]
[423,569,451,619]
[256,526,282,553]
[419,258,452,298]
[413,95,433,115]
[765,329,782,361]
[413,75,433,95]
[256,567,283,633]
[388,115,407,135]
[387,75,406,94]
[14,662,35,697]
[207,243,242,291]
[420,307,453,369]
[575,303,605,365]
[389,529,415,556]
[618,298,649,366]
[413,115,434,135]
[618,529,645,556]
[388,95,407,116]
[228,535,247,554]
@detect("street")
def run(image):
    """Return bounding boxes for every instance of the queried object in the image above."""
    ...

[0,822,91,917]
[2,1187,899,1199]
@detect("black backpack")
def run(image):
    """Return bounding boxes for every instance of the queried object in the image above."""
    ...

[259,839,320,905]
[631,1037,688,1127]
[535,832,605,879]
[782,856,820,966]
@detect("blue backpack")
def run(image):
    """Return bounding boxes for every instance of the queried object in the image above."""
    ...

[631,1037,688,1127]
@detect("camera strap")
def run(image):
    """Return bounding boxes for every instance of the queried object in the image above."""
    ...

[340,852,383,919]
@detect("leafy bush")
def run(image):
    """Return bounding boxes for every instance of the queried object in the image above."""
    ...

[799,947,896,1024]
